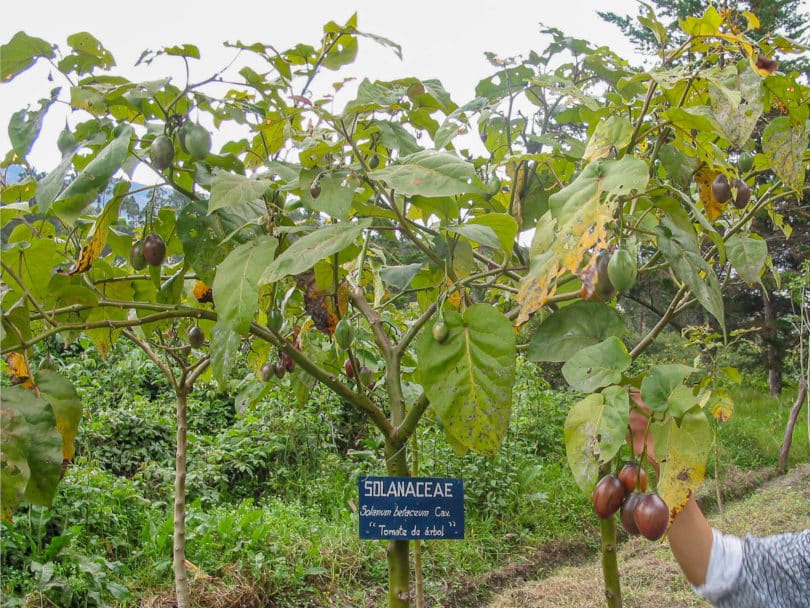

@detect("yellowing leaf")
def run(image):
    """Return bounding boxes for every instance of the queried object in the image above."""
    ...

[4,352,34,389]
[694,167,726,222]
[516,251,560,326]
[650,407,711,524]
[710,388,734,422]
[69,182,126,274]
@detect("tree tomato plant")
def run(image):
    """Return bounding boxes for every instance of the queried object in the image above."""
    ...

[1,5,807,608]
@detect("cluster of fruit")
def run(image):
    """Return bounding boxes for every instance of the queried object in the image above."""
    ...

[129,233,166,269]
[592,462,669,541]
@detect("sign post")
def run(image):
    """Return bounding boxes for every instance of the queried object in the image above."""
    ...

[358,477,464,540]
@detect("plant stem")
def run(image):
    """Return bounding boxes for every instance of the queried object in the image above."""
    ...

[385,435,411,607]
[600,516,622,608]
[173,389,190,608]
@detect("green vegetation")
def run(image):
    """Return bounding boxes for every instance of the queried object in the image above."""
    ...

[2,339,806,606]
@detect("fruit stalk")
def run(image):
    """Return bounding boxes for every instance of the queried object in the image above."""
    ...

[600,516,622,608]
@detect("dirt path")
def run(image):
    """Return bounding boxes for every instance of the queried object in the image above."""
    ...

[485,463,810,608]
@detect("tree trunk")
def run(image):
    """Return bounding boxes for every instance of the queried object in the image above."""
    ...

[762,289,783,396]
[778,381,808,473]
[600,516,622,607]
[174,390,190,608]
[384,437,411,607]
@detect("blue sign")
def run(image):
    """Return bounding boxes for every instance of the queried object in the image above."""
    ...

[358,477,464,540]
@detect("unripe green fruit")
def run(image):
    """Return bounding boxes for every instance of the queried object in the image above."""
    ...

[432,320,449,343]
[359,366,373,386]
[150,135,175,170]
[142,233,166,266]
[607,248,638,294]
[129,241,147,271]
[486,175,501,197]
[188,326,205,348]
[335,318,354,350]
[368,154,380,169]
[184,124,211,160]
[595,251,616,301]
[738,153,754,174]
[57,128,76,156]
[266,309,283,333]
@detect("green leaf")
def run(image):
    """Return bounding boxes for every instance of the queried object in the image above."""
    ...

[2,386,62,508]
[1,407,31,521]
[762,116,806,192]
[564,385,630,494]
[261,220,371,285]
[379,263,423,292]
[210,323,242,390]
[8,88,59,159]
[57,32,115,75]
[208,171,271,212]
[51,125,133,224]
[37,152,76,213]
[214,236,278,334]
[466,214,518,253]
[35,370,82,461]
[372,120,420,155]
[527,301,625,362]
[371,150,485,197]
[301,173,353,220]
[640,364,699,416]
[1,31,54,83]
[445,224,501,250]
[650,407,711,521]
[416,304,515,456]
[726,235,767,286]
[582,116,634,161]
[561,336,631,393]
[708,70,762,149]
[656,216,725,331]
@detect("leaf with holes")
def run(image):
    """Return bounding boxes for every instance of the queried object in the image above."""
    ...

[416,304,515,456]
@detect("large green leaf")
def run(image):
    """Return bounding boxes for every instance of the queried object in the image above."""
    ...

[1,31,54,82]
[214,236,278,334]
[370,150,485,197]
[177,200,264,285]
[51,125,133,224]
[562,336,631,393]
[466,213,518,253]
[582,116,633,161]
[260,220,371,285]
[1,407,31,521]
[210,322,242,390]
[564,385,630,493]
[708,70,762,149]
[35,370,83,461]
[1,237,63,302]
[656,216,725,331]
[416,304,515,456]
[640,364,699,417]
[528,301,625,362]
[208,171,271,212]
[726,235,767,286]
[2,386,62,508]
[762,116,806,192]
[57,32,115,75]
[8,88,59,159]
[301,172,353,220]
[650,407,711,522]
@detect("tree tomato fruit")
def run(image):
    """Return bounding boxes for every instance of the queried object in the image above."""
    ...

[129,241,147,271]
[635,493,669,540]
[618,461,647,493]
[184,124,211,160]
[607,248,638,294]
[711,174,731,203]
[188,326,205,348]
[149,135,175,170]
[432,320,449,343]
[732,179,751,209]
[142,233,166,266]
[266,309,283,333]
[621,492,642,535]
[335,318,354,350]
[592,474,625,519]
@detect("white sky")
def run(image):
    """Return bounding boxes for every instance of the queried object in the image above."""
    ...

[1,0,642,171]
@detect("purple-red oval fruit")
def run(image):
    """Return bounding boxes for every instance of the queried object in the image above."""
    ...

[592,474,626,519]
[187,326,205,348]
[621,492,642,535]
[634,493,669,540]
[344,359,355,378]
[711,174,731,203]
[274,361,286,379]
[619,461,647,493]
[261,363,274,382]
[142,233,166,266]
[732,179,751,209]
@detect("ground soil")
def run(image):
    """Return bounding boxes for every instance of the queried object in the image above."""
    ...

[467,463,810,608]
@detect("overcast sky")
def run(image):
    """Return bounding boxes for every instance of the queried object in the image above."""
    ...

[2,0,642,170]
